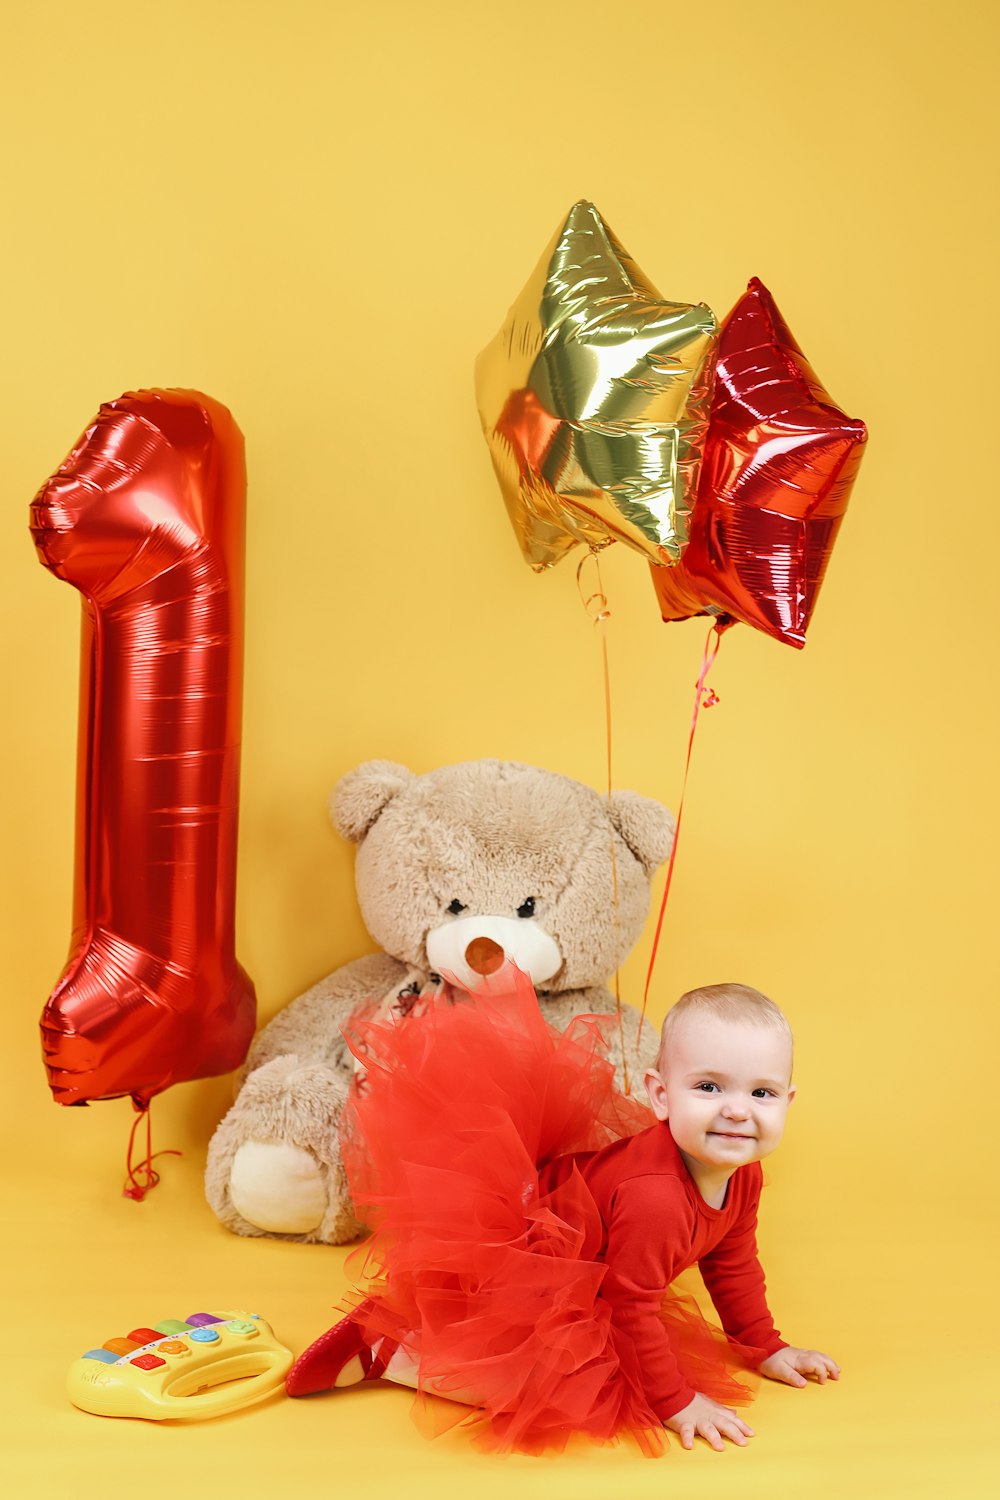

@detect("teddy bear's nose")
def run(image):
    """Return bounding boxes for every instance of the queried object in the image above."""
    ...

[464,936,506,976]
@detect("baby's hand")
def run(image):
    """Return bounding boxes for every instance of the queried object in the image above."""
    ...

[664,1392,754,1451]
[759,1346,841,1387]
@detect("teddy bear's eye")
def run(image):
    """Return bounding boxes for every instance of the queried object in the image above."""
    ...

[446,898,466,916]
[516,897,536,919]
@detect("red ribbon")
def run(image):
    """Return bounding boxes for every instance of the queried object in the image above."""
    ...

[122,1103,181,1201]
[640,623,725,1035]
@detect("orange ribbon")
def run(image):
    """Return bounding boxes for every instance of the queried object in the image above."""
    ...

[576,555,631,1094]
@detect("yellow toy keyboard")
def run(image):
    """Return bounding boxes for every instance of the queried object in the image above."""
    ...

[68,1310,293,1420]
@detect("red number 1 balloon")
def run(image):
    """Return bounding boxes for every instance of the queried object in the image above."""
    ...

[30,390,256,1108]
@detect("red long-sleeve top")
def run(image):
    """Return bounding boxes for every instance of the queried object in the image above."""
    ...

[561,1121,786,1420]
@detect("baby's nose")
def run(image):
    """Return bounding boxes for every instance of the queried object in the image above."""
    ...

[722,1098,751,1119]
[464,936,506,976]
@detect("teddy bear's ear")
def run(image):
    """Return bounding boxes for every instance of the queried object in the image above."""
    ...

[331,760,415,843]
[607,791,676,875]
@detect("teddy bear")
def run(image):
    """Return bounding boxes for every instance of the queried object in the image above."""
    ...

[205,758,675,1244]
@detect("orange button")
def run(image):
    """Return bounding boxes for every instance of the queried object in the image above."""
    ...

[103,1337,140,1355]
[158,1340,189,1356]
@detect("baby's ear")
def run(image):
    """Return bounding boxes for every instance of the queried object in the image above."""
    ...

[608,792,676,875]
[644,1068,670,1122]
[331,760,415,843]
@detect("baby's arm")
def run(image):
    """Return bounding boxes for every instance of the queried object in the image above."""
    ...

[603,1177,753,1447]
[698,1204,788,1362]
[600,1177,700,1417]
[699,1177,839,1384]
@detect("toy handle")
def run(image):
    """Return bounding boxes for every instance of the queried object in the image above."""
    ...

[163,1353,287,1416]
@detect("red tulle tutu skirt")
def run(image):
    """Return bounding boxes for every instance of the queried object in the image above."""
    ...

[340,973,757,1455]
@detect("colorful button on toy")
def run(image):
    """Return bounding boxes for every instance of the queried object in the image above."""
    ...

[128,1328,161,1345]
[130,1354,166,1371]
[188,1327,220,1344]
[158,1340,189,1356]
[225,1320,258,1337]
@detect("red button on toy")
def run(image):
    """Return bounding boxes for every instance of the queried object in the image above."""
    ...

[128,1328,162,1345]
[130,1354,167,1371]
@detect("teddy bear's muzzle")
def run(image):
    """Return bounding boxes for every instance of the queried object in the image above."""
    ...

[425,913,563,993]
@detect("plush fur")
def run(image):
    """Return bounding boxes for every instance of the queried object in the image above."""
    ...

[205,759,674,1244]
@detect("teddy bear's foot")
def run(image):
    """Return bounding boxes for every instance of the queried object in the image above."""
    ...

[229,1140,328,1234]
[205,1054,361,1244]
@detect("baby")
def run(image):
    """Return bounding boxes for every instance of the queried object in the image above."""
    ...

[624,981,840,1448]
[288,979,839,1453]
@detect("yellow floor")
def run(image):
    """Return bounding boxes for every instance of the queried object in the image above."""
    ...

[3,1084,996,1500]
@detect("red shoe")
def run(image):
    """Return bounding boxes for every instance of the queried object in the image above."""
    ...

[286,1303,395,1396]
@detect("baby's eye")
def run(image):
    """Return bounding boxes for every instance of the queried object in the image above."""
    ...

[516,897,536,919]
[695,1082,719,1093]
[446,899,466,916]
[751,1088,776,1099]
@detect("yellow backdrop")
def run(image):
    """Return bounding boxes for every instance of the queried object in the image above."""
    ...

[2,2,996,1495]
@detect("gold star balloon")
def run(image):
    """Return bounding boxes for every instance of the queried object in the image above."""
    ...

[476,201,718,571]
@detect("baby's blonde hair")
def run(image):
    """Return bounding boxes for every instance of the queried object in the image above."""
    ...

[657,982,792,1070]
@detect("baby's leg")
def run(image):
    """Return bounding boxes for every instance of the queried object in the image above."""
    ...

[287,1309,481,1406]
[379,1340,482,1406]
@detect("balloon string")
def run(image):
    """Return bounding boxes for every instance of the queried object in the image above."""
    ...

[576,555,629,1095]
[122,1102,181,1201]
[640,623,724,1037]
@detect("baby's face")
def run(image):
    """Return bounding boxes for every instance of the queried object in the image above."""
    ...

[645,1014,795,1172]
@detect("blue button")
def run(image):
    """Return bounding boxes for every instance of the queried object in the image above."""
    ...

[188,1327,220,1344]
[82,1348,120,1364]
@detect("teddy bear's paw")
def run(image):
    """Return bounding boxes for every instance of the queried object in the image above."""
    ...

[228,1140,328,1234]
[205,1054,362,1244]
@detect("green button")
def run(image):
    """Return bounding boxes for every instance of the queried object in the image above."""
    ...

[154,1319,190,1335]
[226,1320,259,1337]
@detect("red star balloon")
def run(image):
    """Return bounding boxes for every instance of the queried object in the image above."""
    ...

[650,278,867,648]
